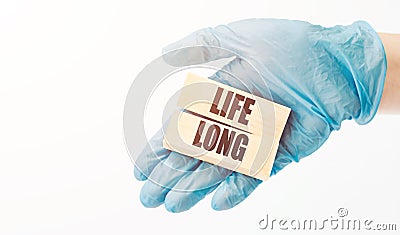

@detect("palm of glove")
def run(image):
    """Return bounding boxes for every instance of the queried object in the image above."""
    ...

[134,19,385,212]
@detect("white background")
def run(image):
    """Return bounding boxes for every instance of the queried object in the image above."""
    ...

[1,0,400,234]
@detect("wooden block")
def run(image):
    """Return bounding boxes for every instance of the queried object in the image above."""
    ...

[163,73,291,181]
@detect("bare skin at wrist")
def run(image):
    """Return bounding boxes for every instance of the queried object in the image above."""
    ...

[378,33,400,114]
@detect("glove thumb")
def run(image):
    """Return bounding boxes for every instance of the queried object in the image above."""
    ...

[162,27,236,66]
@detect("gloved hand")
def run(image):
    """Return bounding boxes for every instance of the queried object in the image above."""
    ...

[134,19,387,212]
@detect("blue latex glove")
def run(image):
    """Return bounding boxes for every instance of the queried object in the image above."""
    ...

[134,19,387,212]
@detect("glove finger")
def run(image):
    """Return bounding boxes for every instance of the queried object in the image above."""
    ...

[139,151,202,208]
[211,172,262,211]
[164,162,232,213]
[134,128,170,181]
[162,26,241,66]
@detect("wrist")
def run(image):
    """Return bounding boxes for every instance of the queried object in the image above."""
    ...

[378,33,400,114]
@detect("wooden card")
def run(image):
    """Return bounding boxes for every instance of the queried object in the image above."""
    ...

[163,73,291,181]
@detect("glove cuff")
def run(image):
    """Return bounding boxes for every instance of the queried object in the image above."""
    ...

[340,21,387,124]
